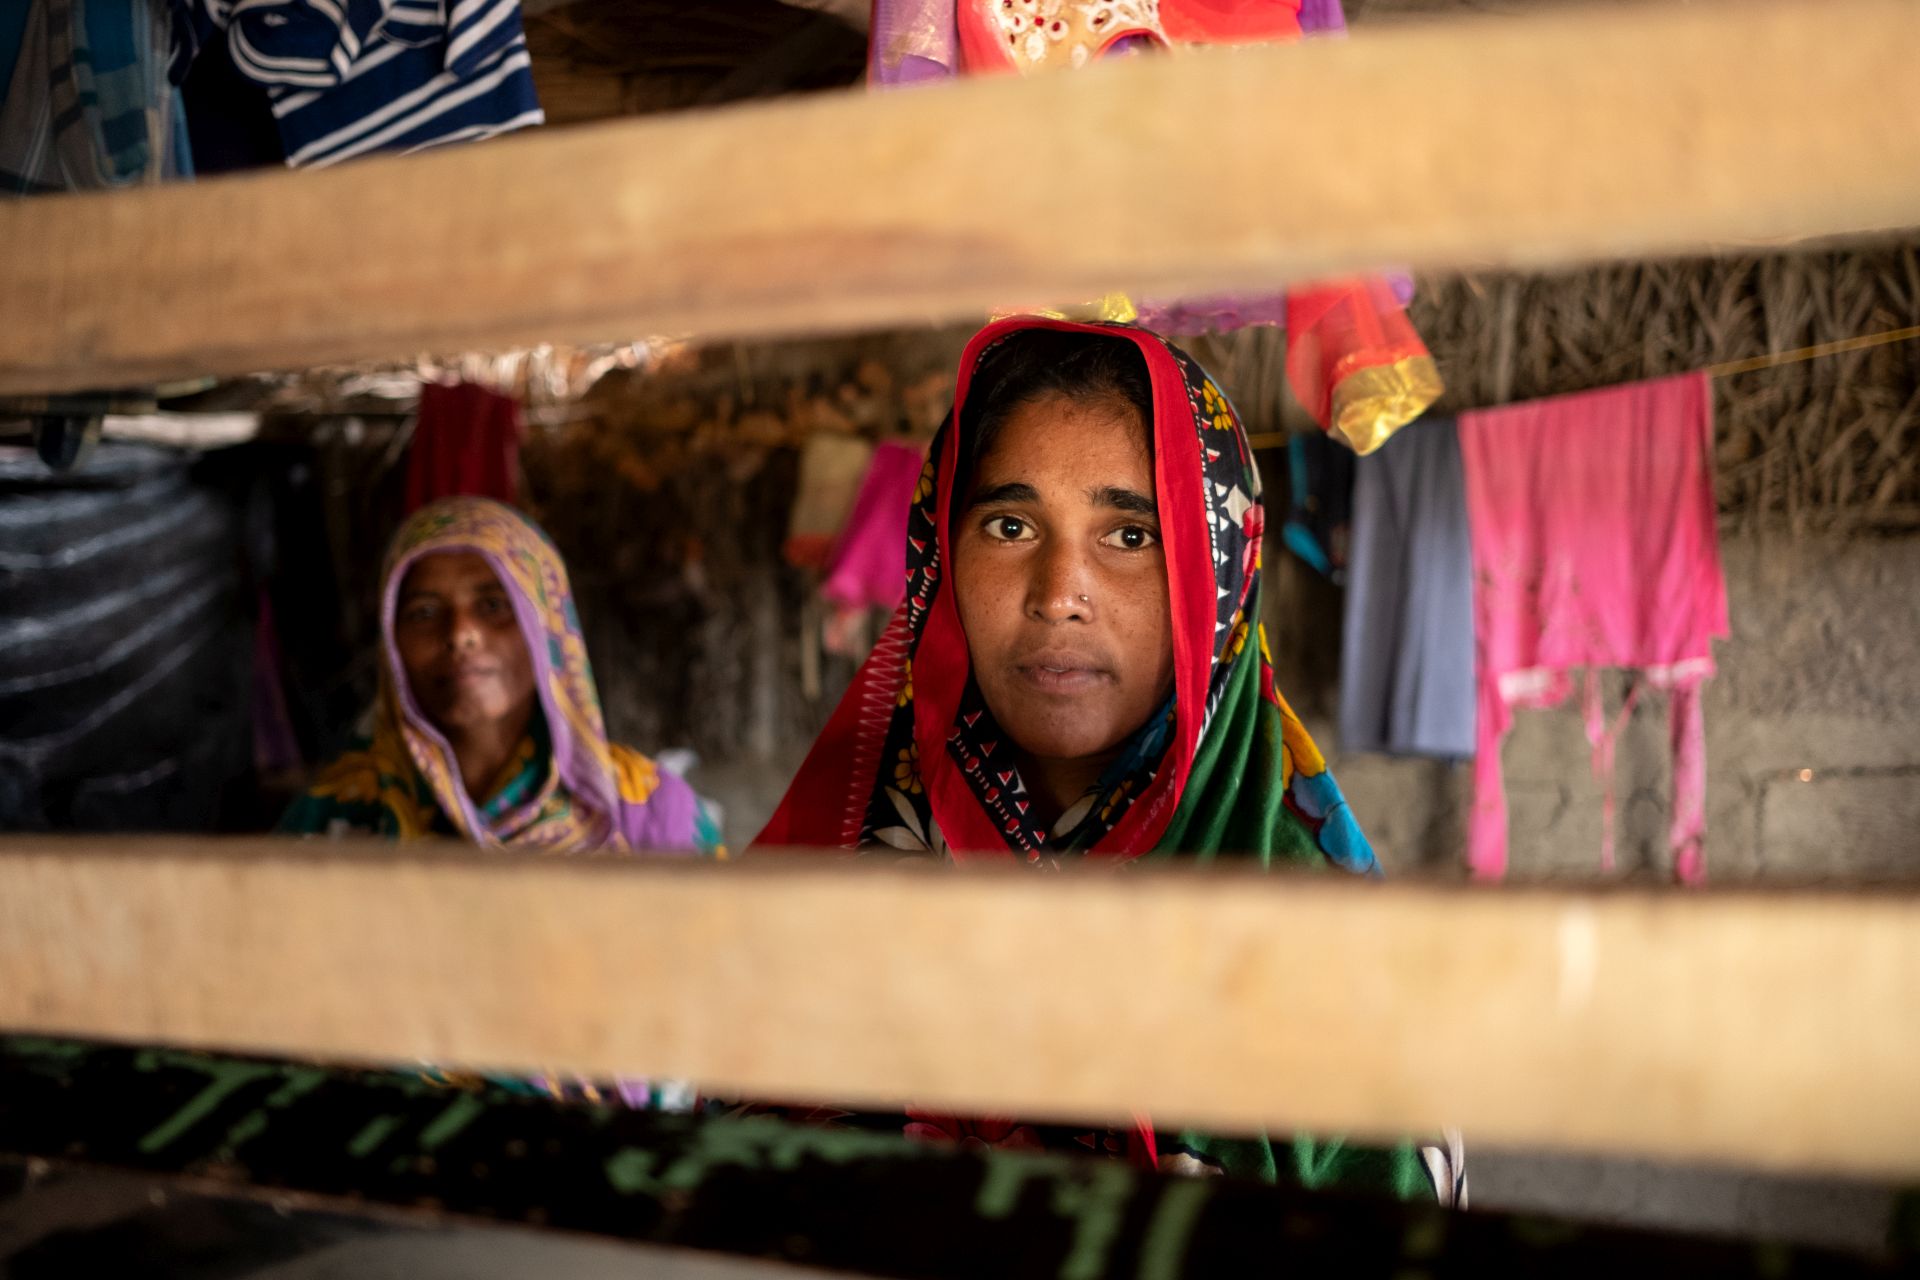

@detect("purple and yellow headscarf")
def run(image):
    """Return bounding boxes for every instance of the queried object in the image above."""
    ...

[285,498,707,854]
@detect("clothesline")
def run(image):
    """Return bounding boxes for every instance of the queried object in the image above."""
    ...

[1246,322,1920,450]
[1703,320,1920,378]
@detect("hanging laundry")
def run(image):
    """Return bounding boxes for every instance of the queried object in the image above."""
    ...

[869,0,1347,81]
[404,381,524,514]
[1279,432,1353,581]
[1,0,192,196]
[174,0,542,169]
[178,24,282,174]
[1458,373,1726,883]
[784,434,875,570]
[956,0,1307,71]
[820,439,926,655]
[1338,416,1475,759]
[1264,277,1441,455]
[865,0,1441,454]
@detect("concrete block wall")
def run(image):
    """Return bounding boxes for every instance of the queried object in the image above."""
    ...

[1270,531,1920,881]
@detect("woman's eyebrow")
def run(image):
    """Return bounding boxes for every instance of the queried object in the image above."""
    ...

[1089,485,1158,517]
[966,481,1040,509]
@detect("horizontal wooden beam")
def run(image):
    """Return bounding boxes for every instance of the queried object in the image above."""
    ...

[4,0,1920,395]
[1,838,1917,1177]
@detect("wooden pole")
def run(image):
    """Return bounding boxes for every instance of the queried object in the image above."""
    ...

[4,0,1920,395]
[1,838,1916,1177]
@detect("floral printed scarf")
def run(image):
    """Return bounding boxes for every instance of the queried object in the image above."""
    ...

[759,317,1372,873]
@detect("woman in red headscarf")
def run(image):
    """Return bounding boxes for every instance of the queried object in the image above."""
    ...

[754,318,1462,1202]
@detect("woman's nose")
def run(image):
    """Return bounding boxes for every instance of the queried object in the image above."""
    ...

[449,609,483,650]
[1026,541,1094,623]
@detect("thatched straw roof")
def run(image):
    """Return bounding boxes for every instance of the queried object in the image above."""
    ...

[1198,241,1920,530]
[524,0,865,124]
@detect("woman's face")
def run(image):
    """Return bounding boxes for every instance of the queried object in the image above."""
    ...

[393,551,536,736]
[951,392,1176,766]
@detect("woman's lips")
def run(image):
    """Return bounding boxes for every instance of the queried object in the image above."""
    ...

[1013,654,1113,693]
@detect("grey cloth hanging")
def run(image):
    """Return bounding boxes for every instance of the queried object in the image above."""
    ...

[1338,416,1477,758]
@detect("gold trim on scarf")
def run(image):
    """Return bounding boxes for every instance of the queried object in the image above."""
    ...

[990,292,1139,325]
[1330,355,1445,456]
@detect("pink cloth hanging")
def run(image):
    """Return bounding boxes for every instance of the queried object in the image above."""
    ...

[1458,372,1726,883]
[820,440,927,651]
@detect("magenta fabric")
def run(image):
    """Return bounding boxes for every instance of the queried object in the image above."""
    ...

[1299,0,1347,34]
[866,0,957,85]
[1665,677,1707,884]
[1458,372,1726,883]
[1133,276,1415,333]
[821,439,926,613]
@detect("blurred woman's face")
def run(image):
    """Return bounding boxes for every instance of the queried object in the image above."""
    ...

[393,552,535,736]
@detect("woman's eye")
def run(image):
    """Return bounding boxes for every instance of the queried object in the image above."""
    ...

[401,603,439,625]
[478,595,512,618]
[1101,525,1159,551]
[983,516,1031,542]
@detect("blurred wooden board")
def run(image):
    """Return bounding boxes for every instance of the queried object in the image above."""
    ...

[5,0,1920,393]
[0,838,1917,1176]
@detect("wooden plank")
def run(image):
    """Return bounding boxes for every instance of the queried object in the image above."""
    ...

[5,0,1920,395]
[1,838,1917,1177]
[0,1044,1901,1278]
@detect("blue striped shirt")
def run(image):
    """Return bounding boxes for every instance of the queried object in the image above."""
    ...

[183,0,541,168]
